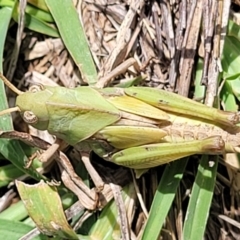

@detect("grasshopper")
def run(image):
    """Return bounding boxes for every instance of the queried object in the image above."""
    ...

[0,73,240,169]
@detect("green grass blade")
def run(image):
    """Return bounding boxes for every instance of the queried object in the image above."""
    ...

[221,36,240,108]
[45,0,97,85]
[0,164,24,187]
[78,183,135,239]
[221,32,240,169]
[222,36,240,78]
[221,82,239,111]
[0,219,47,240]
[228,19,240,41]
[0,6,13,130]
[142,158,188,239]
[0,140,47,180]
[0,7,46,181]
[184,56,217,240]
[183,155,218,240]
[0,200,28,221]
[0,0,54,22]
[28,0,49,12]
[11,2,59,37]
[193,58,205,100]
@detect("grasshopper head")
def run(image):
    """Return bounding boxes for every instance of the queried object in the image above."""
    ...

[0,73,54,130]
[16,85,52,130]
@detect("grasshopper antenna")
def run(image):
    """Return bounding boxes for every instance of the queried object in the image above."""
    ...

[0,107,20,117]
[0,72,23,95]
[0,72,22,116]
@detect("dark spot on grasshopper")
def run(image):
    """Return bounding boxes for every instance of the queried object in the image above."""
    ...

[158,99,169,104]
[119,152,124,156]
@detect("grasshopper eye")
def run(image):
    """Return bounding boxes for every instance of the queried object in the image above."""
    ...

[23,111,38,124]
[29,84,45,93]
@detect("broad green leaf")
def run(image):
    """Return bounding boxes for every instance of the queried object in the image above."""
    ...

[16,180,79,239]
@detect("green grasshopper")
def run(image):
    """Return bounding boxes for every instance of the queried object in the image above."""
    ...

[1,73,240,169]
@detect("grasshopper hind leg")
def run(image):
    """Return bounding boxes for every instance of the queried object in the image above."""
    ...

[110,136,225,169]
